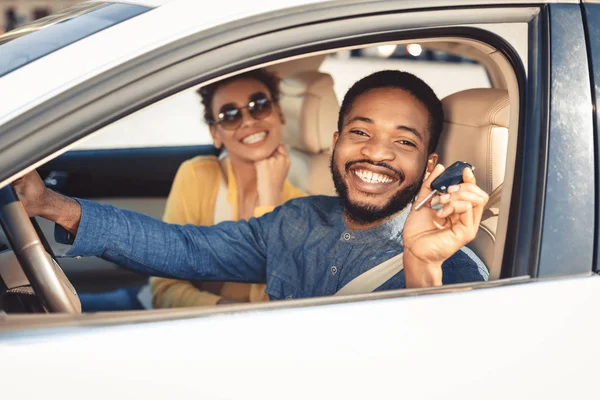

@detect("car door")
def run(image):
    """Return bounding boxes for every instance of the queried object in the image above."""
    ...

[1,1,600,399]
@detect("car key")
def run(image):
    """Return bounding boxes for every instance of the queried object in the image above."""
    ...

[413,161,474,211]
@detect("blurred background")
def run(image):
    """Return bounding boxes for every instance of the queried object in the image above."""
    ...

[1,0,77,33]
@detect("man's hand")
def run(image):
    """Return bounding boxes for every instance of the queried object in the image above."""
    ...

[255,144,291,207]
[402,164,488,288]
[12,170,50,217]
[12,171,82,235]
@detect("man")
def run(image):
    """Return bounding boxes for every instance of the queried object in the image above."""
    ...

[15,70,489,299]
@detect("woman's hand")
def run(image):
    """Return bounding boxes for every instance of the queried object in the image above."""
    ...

[255,144,291,207]
[402,164,488,288]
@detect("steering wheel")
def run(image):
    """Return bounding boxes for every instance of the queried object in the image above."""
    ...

[0,185,80,313]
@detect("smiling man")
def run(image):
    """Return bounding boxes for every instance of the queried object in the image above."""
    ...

[15,70,489,299]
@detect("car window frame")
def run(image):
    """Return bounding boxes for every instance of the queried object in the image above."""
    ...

[582,3,600,273]
[0,4,562,322]
[529,3,595,277]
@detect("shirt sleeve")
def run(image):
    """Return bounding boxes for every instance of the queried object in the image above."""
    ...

[67,199,274,283]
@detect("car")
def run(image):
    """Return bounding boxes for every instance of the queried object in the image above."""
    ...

[0,0,599,398]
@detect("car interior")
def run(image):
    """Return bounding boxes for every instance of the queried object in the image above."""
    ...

[0,33,521,316]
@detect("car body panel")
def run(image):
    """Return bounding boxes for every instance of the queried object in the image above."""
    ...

[2,275,600,399]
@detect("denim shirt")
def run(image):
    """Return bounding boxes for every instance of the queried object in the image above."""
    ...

[64,196,488,300]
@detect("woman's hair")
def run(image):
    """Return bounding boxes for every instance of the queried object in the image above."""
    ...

[197,68,281,124]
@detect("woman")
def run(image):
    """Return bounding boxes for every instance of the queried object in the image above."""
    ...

[150,68,306,308]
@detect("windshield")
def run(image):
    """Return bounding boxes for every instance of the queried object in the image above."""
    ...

[0,2,151,78]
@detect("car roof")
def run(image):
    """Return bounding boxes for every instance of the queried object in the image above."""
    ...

[0,0,326,126]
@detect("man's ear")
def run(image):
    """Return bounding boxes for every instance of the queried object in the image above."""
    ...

[209,125,223,149]
[423,153,439,181]
[332,131,340,149]
[426,153,438,173]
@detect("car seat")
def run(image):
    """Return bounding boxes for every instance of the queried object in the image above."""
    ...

[437,88,509,280]
[279,71,338,195]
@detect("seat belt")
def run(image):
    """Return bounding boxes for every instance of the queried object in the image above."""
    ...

[334,184,503,296]
[486,183,502,210]
[334,251,404,296]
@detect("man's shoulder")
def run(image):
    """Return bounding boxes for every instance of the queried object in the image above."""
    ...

[270,195,341,226]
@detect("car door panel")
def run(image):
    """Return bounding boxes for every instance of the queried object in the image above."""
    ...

[2,275,600,399]
[37,145,217,198]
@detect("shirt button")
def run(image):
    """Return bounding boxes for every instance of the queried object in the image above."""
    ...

[331,266,338,275]
[343,232,352,241]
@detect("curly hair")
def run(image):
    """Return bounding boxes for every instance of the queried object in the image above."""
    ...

[337,70,444,155]
[197,68,281,125]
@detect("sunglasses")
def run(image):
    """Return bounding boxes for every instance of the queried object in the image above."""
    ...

[211,92,273,131]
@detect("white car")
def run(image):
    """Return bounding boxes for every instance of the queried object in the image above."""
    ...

[0,0,599,399]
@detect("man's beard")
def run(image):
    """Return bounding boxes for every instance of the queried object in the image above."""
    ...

[330,152,426,225]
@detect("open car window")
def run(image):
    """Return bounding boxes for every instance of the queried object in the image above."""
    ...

[0,2,535,318]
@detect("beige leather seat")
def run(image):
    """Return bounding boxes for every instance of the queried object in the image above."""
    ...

[279,71,338,195]
[437,88,509,280]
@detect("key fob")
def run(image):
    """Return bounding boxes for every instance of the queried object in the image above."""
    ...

[431,161,474,193]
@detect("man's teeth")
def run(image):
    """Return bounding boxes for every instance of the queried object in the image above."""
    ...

[354,169,394,184]
[242,132,267,144]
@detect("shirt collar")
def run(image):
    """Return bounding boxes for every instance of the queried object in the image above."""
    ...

[335,204,410,244]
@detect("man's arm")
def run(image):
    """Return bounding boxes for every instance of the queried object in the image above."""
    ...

[13,171,271,283]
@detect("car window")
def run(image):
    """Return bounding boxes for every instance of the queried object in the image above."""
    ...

[0,2,150,78]
[320,43,491,103]
[0,0,536,320]
[74,88,212,150]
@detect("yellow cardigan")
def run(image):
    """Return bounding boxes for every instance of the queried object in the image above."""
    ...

[150,155,306,308]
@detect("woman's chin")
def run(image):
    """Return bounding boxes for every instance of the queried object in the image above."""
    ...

[231,143,281,162]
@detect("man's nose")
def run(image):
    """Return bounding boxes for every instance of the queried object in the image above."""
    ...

[360,138,395,161]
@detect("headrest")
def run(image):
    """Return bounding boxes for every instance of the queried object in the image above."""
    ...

[437,88,509,194]
[443,88,510,129]
[279,71,339,154]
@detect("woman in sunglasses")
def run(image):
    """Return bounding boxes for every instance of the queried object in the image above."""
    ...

[149,69,306,308]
